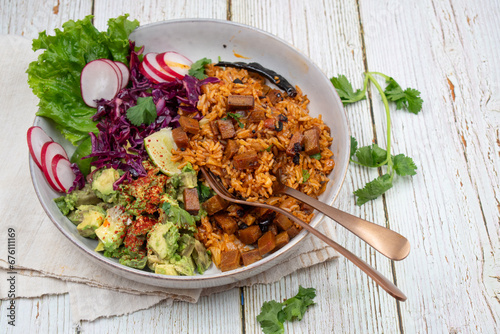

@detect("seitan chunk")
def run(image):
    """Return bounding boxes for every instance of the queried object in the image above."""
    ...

[183,188,200,215]
[227,95,255,110]
[172,127,190,149]
[179,116,200,134]
[220,250,241,272]
[303,127,320,155]
[241,249,263,266]
[258,231,276,255]
[203,195,228,215]
[217,119,236,139]
[233,150,259,170]
[213,213,238,235]
[286,131,304,156]
[238,225,262,245]
[224,140,239,159]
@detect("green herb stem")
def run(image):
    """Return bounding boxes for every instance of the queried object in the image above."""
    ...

[365,73,394,178]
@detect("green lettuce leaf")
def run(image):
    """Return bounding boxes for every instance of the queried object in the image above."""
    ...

[27,15,139,145]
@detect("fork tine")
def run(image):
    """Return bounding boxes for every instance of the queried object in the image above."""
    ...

[200,167,234,199]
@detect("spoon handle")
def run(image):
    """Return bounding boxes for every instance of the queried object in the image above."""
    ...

[270,202,407,302]
[280,186,410,261]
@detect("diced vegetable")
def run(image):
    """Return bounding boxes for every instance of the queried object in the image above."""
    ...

[220,249,241,272]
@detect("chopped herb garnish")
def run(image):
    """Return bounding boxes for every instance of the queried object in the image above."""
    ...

[330,72,422,205]
[126,96,157,126]
[310,153,321,160]
[226,112,245,128]
[188,57,212,79]
[302,169,310,183]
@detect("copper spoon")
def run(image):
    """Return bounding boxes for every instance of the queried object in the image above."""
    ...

[200,167,407,302]
[273,181,411,261]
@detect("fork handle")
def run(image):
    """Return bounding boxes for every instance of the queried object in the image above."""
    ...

[281,186,410,261]
[273,204,407,301]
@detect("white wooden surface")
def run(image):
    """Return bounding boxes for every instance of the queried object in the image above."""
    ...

[1,0,499,333]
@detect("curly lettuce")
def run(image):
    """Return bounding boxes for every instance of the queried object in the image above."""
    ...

[27,15,139,145]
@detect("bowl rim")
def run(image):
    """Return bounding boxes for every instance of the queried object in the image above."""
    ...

[30,18,351,287]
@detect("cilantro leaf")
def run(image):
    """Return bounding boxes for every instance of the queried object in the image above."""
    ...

[227,112,245,128]
[393,154,417,176]
[188,57,212,79]
[310,153,322,160]
[126,96,157,126]
[355,144,387,167]
[354,174,393,206]
[330,75,366,104]
[350,136,358,158]
[282,286,316,321]
[302,169,310,183]
[384,77,423,114]
[256,300,285,334]
[198,182,213,203]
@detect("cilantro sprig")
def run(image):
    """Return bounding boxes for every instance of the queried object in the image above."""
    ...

[257,286,316,334]
[188,57,212,79]
[331,72,422,205]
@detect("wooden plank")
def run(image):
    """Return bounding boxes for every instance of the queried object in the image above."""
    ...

[359,0,500,332]
[0,0,92,39]
[231,0,402,333]
[78,288,242,333]
[92,0,227,31]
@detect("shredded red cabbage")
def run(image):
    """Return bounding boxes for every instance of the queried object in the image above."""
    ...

[84,42,219,187]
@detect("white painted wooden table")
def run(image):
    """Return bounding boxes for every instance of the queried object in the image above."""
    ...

[1,0,499,332]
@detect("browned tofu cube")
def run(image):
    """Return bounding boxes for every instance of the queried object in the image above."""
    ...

[286,226,300,239]
[217,119,236,139]
[233,150,259,170]
[213,213,238,235]
[274,231,290,250]
[210,120,220,136]
[266,89,283,105]
[258,231,276,256]
[220,250,241,272]
[247,110,267,123]
[238,225,262,245]
[179,116,200,134]
[303,127,320,155]
[172,127,189,149]
[286,131,304,156]
[227,95,255,110]
[183,188,200,215]
[224,140,239,159]
[241,249,263,266]
[203,195,228,215]
[274,214,293,231]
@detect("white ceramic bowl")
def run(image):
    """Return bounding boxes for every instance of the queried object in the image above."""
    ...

[31,19,350,289]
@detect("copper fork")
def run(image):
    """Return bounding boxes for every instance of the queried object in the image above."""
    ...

[273,181,410,261]
[200,167,407,302]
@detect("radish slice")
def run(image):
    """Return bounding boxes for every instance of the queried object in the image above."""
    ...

[41,141,69,192]
[114,61,130,89]
[155,53,183,79]
[162,51,192,77]
[27,126,53,170]
[139,60,168,84]
[143,53,176,81]
[81,59,120,108]
[101,59,123,93]
[52,154,76,192]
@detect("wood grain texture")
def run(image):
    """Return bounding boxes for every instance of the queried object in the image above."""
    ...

[1,0,499,333]
[359,0,500,332]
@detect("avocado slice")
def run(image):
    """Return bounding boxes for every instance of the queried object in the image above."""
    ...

[94,206,131,251]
